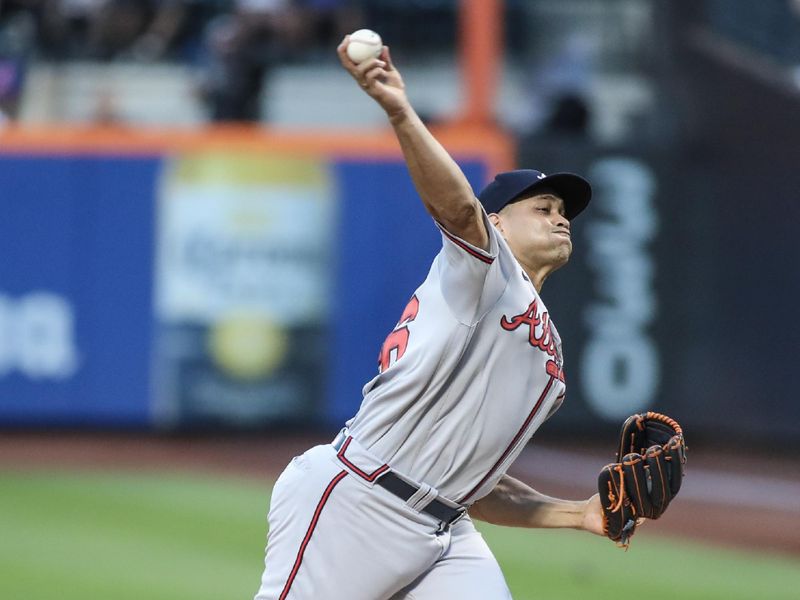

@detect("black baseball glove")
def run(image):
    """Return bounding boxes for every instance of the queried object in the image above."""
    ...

[597,412,687,548]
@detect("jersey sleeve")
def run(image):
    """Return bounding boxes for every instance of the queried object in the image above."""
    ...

[434,208,511,325]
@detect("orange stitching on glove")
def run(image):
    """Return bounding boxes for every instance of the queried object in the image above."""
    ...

[609,465,626,513]
[645,411,683,435]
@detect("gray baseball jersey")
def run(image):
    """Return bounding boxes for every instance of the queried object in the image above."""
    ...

[255,210,568,600]
[347,210,567,504]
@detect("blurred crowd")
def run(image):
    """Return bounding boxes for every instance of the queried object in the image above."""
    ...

[704,0,800,67]
[1,0,799,126]
[0,0,362,121]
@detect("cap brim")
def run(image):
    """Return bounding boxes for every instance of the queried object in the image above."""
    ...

[516,172,592,220]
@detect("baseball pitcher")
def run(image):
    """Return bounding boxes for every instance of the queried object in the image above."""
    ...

[253,35,686,600]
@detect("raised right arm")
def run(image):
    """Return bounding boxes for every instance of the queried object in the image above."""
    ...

[337,37,489,251]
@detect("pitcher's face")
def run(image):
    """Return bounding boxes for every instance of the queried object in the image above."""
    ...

[492,193,572,272]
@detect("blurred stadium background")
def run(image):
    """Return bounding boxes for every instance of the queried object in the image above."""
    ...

[1,0,798,598]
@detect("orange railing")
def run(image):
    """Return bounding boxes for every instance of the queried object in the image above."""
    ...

[0,123,514,177]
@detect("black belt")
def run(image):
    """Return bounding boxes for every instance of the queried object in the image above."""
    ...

[377,471,465,528]
[333,435,466,531]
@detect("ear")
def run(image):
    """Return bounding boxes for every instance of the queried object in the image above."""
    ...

[488,212,504,234]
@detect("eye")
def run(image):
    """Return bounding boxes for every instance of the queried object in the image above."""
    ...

[536,207,549,213]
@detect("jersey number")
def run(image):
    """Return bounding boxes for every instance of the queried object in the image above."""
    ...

[378,295,420,373]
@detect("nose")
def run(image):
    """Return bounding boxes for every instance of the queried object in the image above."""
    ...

[555,214,570,230]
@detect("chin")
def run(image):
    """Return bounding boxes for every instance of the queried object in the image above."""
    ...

[552,248,572,270]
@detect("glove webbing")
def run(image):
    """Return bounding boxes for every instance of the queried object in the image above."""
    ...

[618,411,683,460]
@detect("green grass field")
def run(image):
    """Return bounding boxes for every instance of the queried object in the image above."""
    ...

[1,470,797,600]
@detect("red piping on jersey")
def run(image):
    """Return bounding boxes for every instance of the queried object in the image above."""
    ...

[439,226,494,265]
[336,436,391,482]
[458,376,555,504]
[279,469,348,600]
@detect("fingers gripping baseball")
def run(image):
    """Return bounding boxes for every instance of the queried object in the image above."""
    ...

[365,64,387,86]
[337,35,408,116]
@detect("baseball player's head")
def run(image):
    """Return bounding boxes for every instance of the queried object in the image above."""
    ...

[479,169,591,275]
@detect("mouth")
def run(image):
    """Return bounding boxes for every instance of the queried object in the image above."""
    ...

[553,230,571,239]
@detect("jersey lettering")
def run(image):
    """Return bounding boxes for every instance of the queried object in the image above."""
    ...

[500,299,556,357]
[378,295,420,373]
[501,299,565,381]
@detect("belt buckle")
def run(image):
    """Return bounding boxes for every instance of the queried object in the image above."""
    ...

[436,506,467,534]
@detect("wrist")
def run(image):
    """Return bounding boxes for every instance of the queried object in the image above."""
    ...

[563,500,589,530]
[526,500,585,530]
[577,498,592,530]
[580,493,606,536]
[386,102,414,126]
[548,499,590,530]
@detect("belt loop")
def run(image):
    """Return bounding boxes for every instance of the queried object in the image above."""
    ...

[405,483,437,512]
[331,428,347,450]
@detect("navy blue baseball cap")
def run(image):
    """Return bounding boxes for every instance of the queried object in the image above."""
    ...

[478,169,592,220]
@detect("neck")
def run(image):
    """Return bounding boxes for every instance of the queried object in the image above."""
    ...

[529,272,547,293]
[519,259,552,292]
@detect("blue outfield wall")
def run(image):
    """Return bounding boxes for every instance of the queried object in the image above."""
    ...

[4,149,795,441]
[0,151,487,428]
[0,156,159,426]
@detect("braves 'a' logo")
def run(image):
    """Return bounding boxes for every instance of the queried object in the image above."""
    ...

[501,299,565,381]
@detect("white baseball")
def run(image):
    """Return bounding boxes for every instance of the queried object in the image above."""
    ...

[346,29,383,64]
